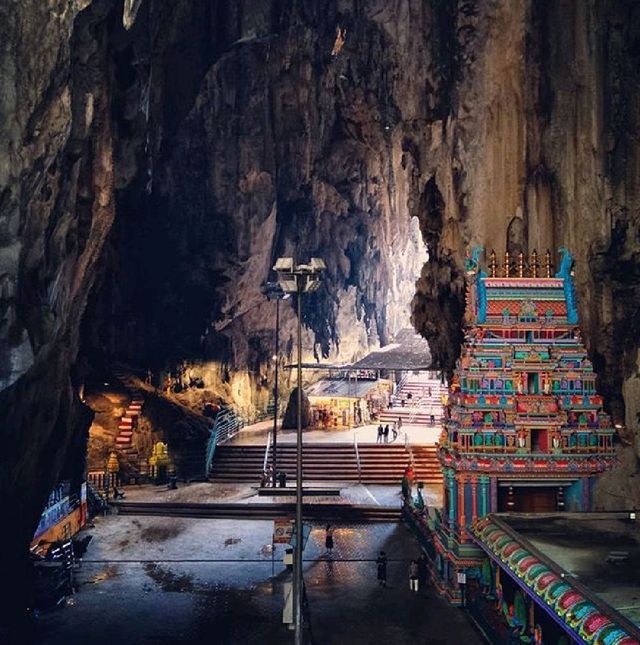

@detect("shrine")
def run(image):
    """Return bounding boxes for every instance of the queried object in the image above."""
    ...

[403,246,635,643]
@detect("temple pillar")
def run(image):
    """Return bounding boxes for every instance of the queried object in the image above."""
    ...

[458,474,466,537]
[582,477,591,511]
[479,475,490,517]
[470,476,478,522]
[490,476,498,512]
[447,470,456,526]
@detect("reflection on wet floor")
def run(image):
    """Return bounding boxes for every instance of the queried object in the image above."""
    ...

[35,517,479,644]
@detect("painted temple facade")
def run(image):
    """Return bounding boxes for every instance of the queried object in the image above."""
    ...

[403,246,635,643]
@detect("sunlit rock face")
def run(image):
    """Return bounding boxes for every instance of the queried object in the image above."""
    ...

[406,1,640,498]
[91,1,429,382]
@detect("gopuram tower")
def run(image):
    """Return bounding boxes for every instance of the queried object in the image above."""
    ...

[415,247,617,604]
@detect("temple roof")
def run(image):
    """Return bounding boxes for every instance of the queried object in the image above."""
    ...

[472,514,640,645]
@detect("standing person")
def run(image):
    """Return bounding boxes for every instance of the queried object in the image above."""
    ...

[376,551,388,587]
[428,386,432,397]
[397,416,403,430]
[409,559,419,592]
[384,424,390,443]
[325,524,334,556]
[377,424,384,443]
[392,423,398,442]
[430,413,436,426]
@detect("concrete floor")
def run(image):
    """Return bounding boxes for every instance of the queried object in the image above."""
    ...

[34,513,479,644]
[120,481,443,509]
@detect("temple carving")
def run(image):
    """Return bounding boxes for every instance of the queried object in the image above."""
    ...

[419,246,618,605]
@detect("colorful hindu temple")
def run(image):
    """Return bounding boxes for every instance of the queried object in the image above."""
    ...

[404,247,639,644]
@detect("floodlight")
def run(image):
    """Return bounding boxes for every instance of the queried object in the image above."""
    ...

[310,257,326,272]
[630,512,637,521]
[279,277,298,293]
[273,257,294,272]
[304,275,321,293]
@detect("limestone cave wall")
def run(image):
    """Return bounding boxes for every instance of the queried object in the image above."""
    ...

[1,0,640,631]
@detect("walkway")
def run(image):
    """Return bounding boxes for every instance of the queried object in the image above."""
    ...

[229,420,442,446]
[34,514,480,644]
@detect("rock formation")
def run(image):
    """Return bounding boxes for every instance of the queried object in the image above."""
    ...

[1,0,639,632]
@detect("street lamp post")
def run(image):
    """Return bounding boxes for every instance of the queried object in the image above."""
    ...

[273,257,325,645]
[264,282,290,487]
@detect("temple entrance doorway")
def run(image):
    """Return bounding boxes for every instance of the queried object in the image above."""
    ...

[498,485,556,512]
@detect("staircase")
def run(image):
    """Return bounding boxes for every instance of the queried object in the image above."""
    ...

[112,368,145,462]
[209,443,442,486]
[378,372,447,428]
[359,445,441,484]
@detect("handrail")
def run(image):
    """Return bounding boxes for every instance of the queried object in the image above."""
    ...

[263,432,272,474]
[353,431,361,483]
[205,426,218,476]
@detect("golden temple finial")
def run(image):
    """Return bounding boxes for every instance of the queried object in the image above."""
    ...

[504,251,511,277]
[530,249,539,278]
[517,252,525,277]
[489,250,497,277]
[545,249,552,277]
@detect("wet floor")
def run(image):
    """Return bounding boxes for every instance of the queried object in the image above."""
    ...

[33,516,482,644]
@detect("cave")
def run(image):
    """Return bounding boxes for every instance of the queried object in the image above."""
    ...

[1,0,640,642]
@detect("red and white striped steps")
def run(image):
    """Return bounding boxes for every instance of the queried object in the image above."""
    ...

[111,369,145,455]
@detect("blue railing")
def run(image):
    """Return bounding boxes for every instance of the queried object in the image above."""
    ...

[205,426,218,476]
[205,407,246,475]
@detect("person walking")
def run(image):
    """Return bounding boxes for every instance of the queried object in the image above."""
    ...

[325,524,334,556]
[409,559,419,592]
[392,423,398,442]
[397,416,403,430]
[376,551,388,587]
[377,424,384,443]
[383,424,390,443]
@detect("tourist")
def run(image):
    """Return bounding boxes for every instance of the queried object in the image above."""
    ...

[392,423,398,442]
[325,524,334,556]
[430,413,435,425]
[376,551,388,587]
[377,424,384,443]
[401,398,406,407]
[397,416,403,430]
[409,559,419,592]
[428,386,432,397]
[384,424,390,443]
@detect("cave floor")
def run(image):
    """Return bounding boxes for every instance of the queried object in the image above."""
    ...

[33,514,480,645]
[109,480,443,508]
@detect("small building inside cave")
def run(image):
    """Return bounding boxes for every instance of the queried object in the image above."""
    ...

[306,370,392,429]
